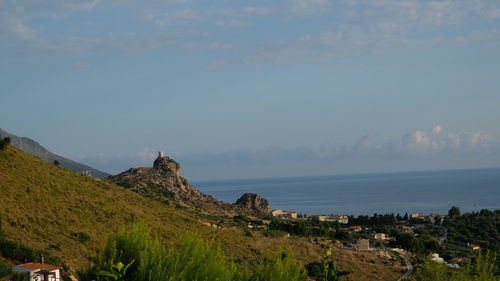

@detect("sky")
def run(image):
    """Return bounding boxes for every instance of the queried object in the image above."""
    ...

[1,0,500,180]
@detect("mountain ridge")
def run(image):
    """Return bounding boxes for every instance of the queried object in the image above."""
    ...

[0,128,109,178]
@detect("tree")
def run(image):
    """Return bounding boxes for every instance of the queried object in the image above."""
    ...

[414,255,448,281]
[305,250,349,281]
[433,215,442,226]
[0,262,12,279]
[448,206,461,217]
[53,160,60,166]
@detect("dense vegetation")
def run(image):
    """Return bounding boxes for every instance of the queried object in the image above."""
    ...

[268,217,354,243]
[415,251,499,281]
[78,223,311,281]
[0,137,10,150]
[444,209,500,252]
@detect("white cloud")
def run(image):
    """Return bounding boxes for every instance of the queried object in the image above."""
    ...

[138,147,157,161]
[3,0,500,62]
[402,125,492,154]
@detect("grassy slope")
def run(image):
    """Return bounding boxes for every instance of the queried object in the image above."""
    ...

[0,147,318,268]
[0,146,401,281]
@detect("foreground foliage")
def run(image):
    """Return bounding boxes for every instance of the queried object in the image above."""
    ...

[79,223,308,281]
[415,251,500,281]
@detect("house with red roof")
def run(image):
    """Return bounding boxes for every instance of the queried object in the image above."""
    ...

[12,262,61,281]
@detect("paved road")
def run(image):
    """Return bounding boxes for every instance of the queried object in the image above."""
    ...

[396,251,413,281]
[381,244,413,281]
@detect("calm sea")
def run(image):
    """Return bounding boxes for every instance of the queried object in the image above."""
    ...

[193,168,500,216]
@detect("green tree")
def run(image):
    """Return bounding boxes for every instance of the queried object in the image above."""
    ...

[250,251,307,281]
[434,215,442,226]
[448,206,461,217]
[414,255,449,281]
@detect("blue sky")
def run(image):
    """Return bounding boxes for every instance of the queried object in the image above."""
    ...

[1,0,500,180]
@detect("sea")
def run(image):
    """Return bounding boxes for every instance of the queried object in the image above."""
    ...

[193,168,500,216]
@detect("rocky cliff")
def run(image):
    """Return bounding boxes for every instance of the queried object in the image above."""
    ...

[107,152,271,216]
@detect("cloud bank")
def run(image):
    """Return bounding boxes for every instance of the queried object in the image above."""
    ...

[1,0,500,65]
[75,126,500,180]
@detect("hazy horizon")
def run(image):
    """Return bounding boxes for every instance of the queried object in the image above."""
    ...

[2,0,499,180]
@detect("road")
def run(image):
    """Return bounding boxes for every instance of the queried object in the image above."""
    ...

[381,244,413,281]
[395,251,413,281]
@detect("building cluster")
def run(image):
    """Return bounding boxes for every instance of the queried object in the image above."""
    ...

[410,213,443,224]
[271,209,298,219]
[317,215,349,224]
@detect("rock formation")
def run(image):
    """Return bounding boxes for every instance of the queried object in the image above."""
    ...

[107,152,271,217]
[235,193,271,214]
[107,152,207,205]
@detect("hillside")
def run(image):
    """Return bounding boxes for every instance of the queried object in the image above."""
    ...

[0,146,320,269]
[0,128,109,178]
[0,146,403,281]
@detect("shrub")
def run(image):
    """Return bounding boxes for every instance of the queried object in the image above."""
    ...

[306,250,349,281]
[79,223,244,281]
[80,223,311,281]
[249,251,308,281]
[262,230,288,238]
[72,232,91,243]
[0,238,38,261]
[0,137,11,150]
[451,251,499,281]
[414,255,449,281]
[0,262,11,278]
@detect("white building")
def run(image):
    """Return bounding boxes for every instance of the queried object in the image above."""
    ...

[317,215,349,224]
[431,253,445,263]
[12,262,61,281]
[374,233,389,240]
[410,213,424,219]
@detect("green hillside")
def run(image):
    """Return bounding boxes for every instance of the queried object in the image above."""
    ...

[0,147,323,272]
[0,146,408,281]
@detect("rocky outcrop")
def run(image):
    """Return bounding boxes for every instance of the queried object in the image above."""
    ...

[107,152,271,217]
[107,152,207,205]
[235,193,271,214]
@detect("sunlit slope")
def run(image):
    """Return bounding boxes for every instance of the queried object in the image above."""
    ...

[0,146,403,281]
[0,146,223,268]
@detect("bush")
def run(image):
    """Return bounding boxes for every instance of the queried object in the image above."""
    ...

[0,137,11,150]
[414,255,449,281]
[262,230,288,238]
[79,223,243,281]
[0,262,11,278]
[80,223,311,281]
[249,251,308,281]
[0,238,38,261]
[305,250,349,281]
[451,251,499,281]
[72,232,91,243]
